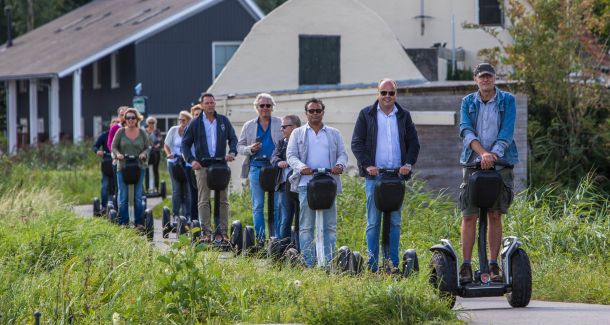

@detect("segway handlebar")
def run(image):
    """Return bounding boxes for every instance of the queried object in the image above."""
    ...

[313,168,333,174]
[198,157,228,167]
[371,167,410,180]
[462,159,513,169]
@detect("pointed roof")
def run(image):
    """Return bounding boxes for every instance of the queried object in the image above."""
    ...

[0,0,263,81]
[208,0,425,95]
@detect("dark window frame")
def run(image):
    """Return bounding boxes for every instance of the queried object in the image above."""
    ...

[479,0,504,27]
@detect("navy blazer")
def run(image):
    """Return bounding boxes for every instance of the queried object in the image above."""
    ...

[181,112,238,164]
[351,100,420,177]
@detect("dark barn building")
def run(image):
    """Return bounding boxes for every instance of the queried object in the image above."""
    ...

[0,0,263,151]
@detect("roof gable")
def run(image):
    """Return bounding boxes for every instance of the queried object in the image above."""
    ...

[0,0,263,80]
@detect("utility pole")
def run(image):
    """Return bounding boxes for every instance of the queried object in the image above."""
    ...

[27,0,34,31]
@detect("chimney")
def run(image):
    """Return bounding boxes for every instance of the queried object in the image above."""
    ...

[5,5,13,48]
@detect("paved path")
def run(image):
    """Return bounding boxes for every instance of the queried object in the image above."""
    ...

[455,294,609,324]
[73,202,609,324]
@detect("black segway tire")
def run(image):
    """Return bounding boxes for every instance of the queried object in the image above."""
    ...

[161,206,171,238]
[144,209,154,241]
[506,248,532,308]
[177,216,188,236]
[230,220,243,254]
[402,249,419,277]
[268,237,290,261]
[243,226,256,254]
[284,247,302,267]
[93,197,101,216]
[350,251,364,275]
[160,181,167,200]
[430,252,457,308]
[191,220,202,243]
[336,246,352,273]
[108,209,118,224]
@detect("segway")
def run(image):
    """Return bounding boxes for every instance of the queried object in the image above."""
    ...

[375,168,419,277]
[93,152,116,216]
[201,157,232,251]
[144,149,167,199]
[161,157,201,242]
[429,160,531,308]
[231,157,279,257]
[120,155,154,241]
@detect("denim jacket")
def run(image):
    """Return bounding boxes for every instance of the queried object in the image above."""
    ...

[459,87,519,165]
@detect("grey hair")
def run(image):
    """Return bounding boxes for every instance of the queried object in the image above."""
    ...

[283,115,301,127]
[253,93,276,109]
[378,78,397,90]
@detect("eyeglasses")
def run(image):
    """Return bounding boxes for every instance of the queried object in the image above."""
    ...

[307,109,324,114]
[178,118,187,122]
[380,91,396,97]
[147,121,155,124]
[281,124,293,129]
[125,116,137,120]
[258,104,273,109]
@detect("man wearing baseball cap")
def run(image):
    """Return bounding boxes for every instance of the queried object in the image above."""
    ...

[458,63,519,283]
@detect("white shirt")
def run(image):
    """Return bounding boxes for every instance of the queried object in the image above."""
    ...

[299,126,331,187]
[375,104,401,168]
[203,117,217,157]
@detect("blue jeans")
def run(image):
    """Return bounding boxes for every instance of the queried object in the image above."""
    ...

[277,188,297,239]
[298,186,337,268]
[249,166,281,240]
[365,176,402,271]
[117,168,145,225]
[100,172,110,208]
[184,165,199,221]
[168,161,191,218]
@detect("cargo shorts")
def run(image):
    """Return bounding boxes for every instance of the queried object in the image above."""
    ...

[459,167,514,216]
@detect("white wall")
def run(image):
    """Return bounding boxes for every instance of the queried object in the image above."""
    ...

[362,0,513,71]
[208,0,425,96]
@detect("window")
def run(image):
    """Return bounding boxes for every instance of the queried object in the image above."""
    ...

[92,61,101,89]
[299,35,340,85]
[212,42,241,80]
[111,51,120,88]
[478,0,503,26]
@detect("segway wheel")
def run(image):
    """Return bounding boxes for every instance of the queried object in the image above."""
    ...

[284,247,302,268]
[243,226,256,254]
[93,197,101,216]
[160,181,167,200]
[430,252,457,308]
[506,248,532,308]
[177,216,188,236]
[336,246,352,273]
[108,209,118,224]
[350,251,364,275]
[191,220,202,243]
[402,249,419,278]
[268,237,290,261]
[144,209,154,241]
[161,206,171,239]
[230,220,243,254]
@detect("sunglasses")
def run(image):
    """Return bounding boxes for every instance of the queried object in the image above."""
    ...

[380,91,396,97]
[258,104,273,109]
[281,124,293,129]
[125,116,137,120]
[307,109,324,114]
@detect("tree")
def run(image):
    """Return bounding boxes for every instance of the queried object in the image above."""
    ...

[501,0,610,191]
[255,0,287,14]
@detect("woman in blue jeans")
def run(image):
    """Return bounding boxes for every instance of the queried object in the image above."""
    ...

[111,108,150,226]
[164,111,193,219]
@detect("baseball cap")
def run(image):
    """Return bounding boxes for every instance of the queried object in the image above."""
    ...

[474,63,496,77]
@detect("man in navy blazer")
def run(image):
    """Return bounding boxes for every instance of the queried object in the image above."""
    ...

[182,93,238,243]
[351,78,420,273]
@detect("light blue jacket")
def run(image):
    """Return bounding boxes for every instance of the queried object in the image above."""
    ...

[459,88,519,165]
[286,123,348,193]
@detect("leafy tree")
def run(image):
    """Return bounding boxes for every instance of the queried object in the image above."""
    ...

[475,0,610,192]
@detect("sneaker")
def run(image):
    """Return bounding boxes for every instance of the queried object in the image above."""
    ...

[201,235,211,243]
[222,235,230,243]
[489,263,502,282]
[460,263,473,284]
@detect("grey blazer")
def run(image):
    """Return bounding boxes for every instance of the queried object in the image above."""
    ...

[237,116,283,178]
[286,123,348,193]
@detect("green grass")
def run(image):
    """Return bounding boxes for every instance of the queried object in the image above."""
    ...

[0,144,608,323]
[0,188,458,324]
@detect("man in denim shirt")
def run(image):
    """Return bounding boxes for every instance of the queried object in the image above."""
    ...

[458,63,519,283]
